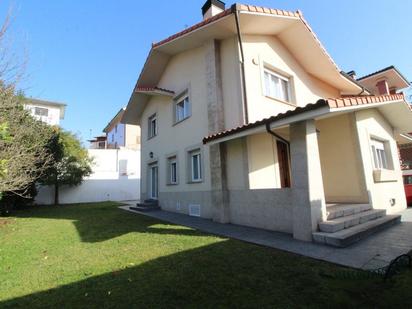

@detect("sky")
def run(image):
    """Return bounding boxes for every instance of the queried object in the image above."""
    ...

[0,0,410,144]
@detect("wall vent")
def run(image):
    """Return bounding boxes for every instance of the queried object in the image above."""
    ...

[189,204,201,217]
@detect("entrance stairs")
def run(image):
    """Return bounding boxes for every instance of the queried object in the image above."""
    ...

[313,204,401,247]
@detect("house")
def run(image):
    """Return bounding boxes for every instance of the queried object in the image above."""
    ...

[122,1,412,247]
[104,107,141,150]
[88,135,107,149]
[24,98,66,126]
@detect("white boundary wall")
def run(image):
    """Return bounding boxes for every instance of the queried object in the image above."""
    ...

[35,149,140,205]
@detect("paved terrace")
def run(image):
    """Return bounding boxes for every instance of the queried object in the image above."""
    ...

[120,202,412,270]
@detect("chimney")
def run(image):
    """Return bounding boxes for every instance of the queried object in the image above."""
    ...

[376,79,390,95]
[347,70,357,80]
[202,0,225,20]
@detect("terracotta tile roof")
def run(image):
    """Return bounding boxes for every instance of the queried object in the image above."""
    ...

[152,4,300,49]
[203,100,328,144]
[326,93,404,108]
[152,8,234,48]
[203,93,406,144]
[134,86,175,94]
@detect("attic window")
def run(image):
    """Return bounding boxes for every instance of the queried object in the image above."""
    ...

[263,68,291,103]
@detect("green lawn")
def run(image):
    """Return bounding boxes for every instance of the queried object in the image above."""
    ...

[0,202,411,308]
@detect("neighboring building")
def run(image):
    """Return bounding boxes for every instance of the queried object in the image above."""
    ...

[24,98,66,126]
[123,1,412,247]
[104,107,141,150]
[88,135,107,149]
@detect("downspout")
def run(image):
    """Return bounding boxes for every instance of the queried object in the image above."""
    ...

[233,4,249,124]
[265,122,290,146]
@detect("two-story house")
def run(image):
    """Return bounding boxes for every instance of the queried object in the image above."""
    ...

[24,98,66,126]
[104,107,141,150]
[123,1,412,247]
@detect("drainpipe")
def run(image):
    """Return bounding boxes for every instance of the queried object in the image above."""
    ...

[265,122,290,146]
[233,4,249,124]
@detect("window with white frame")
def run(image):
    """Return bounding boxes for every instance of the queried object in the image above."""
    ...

[190,151,202,182]
[371,139,389,169]
[263,68,291,102]
[34,107,49,117]
[175,95,190,123]
[148,114,157,139]
[168,157,178,185]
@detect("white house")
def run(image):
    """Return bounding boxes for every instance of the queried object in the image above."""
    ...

[24,98,66,126]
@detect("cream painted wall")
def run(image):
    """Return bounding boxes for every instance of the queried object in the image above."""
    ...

[355,108,407,213]
[140,46,211,198]
[242,35,340,123]
[220,37,244,129]
[246,133,281,189]
[317,114,368,203]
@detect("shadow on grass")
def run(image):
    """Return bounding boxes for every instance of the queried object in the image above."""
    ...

[11,202,203,243]
[1,238,401,309]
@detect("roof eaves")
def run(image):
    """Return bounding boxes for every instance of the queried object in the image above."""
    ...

[357,65,410,85]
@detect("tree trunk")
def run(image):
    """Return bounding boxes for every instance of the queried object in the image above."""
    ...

[54,182,59,205]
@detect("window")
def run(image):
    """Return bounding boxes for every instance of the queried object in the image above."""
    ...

[115,125,118,134]
[371,139,388,169]
[175,95,190,123]
[168,157,178,185]
[148,114,157,139]
[190,151,202,182]
[263,68,291,102]
[404,175,412,185]
[34,107,48,117]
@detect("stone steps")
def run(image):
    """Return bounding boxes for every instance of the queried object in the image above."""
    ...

[326,204,371,220]
[319,209,386,233]
[313,215,401,247]
[129,199,160,212]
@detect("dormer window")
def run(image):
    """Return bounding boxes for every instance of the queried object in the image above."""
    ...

[263,68,291,103]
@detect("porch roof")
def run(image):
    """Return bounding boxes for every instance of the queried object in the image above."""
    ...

[203,93,412,145]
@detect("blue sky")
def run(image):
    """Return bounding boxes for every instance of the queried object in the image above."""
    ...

[0,0,410,143]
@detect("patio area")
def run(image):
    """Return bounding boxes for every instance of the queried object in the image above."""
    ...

[121,202,412,270]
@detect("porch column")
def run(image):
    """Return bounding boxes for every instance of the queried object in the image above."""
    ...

[290,120,326,241]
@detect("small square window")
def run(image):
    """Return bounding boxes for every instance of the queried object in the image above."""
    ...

[148,114,157,139]
[263,68,291,102]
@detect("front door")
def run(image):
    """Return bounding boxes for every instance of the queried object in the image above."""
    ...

[277,141,291,188]
[149,164,158,199]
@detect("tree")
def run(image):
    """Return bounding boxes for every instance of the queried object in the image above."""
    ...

[0,87,54,198]
[40,129,92,205]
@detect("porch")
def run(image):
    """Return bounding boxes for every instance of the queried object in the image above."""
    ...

[204,95,412,246]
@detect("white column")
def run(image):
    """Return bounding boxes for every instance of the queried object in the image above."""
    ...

[290,120,326,241]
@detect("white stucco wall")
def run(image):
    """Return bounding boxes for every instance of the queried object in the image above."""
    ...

[107,123,126,148]
[25,104,62,126]
[355,108,407,213]
[35,149,140,205]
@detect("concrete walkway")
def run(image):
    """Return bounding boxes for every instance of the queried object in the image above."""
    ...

[119,202,412,270]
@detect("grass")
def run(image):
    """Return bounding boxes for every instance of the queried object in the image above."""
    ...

[0,202,411,308]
